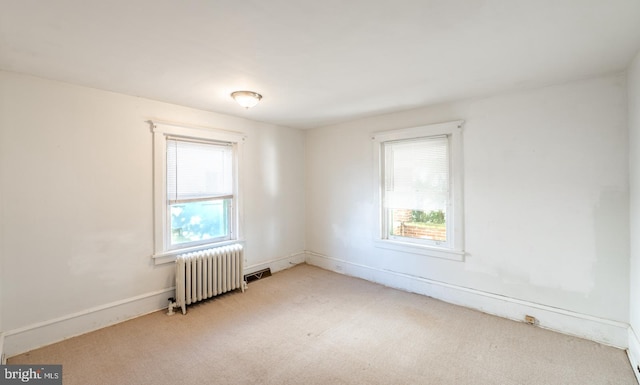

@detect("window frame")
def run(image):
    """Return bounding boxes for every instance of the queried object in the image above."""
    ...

[372,120,465,262]
[151,121,245,264]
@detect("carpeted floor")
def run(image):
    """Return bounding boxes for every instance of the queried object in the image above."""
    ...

[9,263,637,384]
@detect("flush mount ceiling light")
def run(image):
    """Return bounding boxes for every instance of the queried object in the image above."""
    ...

[230,90,262,109]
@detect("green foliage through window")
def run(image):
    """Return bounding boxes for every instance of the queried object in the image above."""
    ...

[411,209,445,224]
[170,199,229,246]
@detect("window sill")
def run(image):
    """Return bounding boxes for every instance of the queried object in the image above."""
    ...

[152,240,245,265]
[373,239,465,262]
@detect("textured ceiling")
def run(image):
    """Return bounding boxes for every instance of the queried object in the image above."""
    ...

[1,0,640,129]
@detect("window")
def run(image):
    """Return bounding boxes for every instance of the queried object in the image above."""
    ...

[372,120,464,261]
[167,138,232,248]
[152,121,244,263]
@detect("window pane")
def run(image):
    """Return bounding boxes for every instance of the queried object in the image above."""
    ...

[170,199,230,246]
[388,208,446,242]
[384,136,449,212]
[167,139,233,201]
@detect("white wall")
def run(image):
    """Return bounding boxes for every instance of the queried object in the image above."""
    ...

[0,143,3,361]
[629,49,640,375]
[0,71,306,356]
[306,73,630,345]
[0,68,633,357]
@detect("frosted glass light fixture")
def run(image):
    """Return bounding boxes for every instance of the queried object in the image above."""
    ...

[230,90,262,109]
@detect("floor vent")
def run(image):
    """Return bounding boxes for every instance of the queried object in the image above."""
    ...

[245,268,272,283]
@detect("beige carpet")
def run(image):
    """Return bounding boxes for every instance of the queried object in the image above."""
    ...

[9,264,637,385]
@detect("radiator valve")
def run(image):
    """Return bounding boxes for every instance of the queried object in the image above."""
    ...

[167,297,176,316]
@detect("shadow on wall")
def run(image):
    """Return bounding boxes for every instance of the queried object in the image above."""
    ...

[592,188,629,320]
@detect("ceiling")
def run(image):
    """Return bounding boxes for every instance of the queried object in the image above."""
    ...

[1,0,640,129]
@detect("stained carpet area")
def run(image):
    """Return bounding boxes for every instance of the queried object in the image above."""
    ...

[9,263,637,385]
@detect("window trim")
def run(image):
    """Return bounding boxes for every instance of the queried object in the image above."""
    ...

[151,121,245,264]
[372,120,465,262]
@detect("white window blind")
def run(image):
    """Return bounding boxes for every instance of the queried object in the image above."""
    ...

[384,136,449,212]
[166,138,233,203]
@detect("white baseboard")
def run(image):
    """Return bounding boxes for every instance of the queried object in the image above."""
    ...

[305,251,629,349]
[3,251,630,363]
[3,251,308,359]
[629,327,640,383]
[3,288,174,359]
[245,252,306,275]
